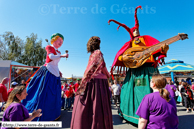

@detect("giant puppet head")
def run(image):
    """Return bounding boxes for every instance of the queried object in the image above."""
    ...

[51,33,64,49]
[108,5,142,39]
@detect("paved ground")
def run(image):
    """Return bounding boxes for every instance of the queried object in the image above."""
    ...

[0,103,194,129]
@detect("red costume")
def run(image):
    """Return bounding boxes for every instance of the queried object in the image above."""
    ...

[0,83,8,102]
[108,6,168,124]
[109,6,166,77]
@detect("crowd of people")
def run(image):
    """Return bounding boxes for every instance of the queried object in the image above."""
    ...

[11,68,35,85]
[61,79,81,110]
[1,74,194,128]
[164,78,194,113]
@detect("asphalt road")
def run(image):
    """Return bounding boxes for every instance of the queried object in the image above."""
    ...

[0,103,194,129]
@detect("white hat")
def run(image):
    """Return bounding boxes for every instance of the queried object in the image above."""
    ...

[11,82,18,86]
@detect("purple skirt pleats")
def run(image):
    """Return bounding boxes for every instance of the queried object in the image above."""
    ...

[71,78,113,129]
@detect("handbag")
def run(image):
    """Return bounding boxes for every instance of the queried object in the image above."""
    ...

[177,96,182,102]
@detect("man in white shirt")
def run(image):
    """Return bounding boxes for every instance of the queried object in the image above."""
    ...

[111,80,121,107]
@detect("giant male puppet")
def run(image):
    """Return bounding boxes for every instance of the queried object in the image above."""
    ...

[108,6,188,124]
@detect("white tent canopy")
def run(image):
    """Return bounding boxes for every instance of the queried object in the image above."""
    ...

[0,60,28,81]
[0,60,29,89]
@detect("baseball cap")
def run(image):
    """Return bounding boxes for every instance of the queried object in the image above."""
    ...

[11,82,18,86]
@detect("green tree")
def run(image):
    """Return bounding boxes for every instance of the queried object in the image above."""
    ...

[0,32,46,66]
[22,33,46,66]
[0,31,24,61]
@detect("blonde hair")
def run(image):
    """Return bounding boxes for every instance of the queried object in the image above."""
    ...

[51,36,61,44]
[5,86,26,110]
[152,74,170,102]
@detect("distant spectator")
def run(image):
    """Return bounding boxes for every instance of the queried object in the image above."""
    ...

[111,80,121,107]
[119,81,123,87]
[20,79,26,87]
[179,81,185,106]
[165,80,176,101]
[174,77,179,87]
[186,78,192,85]
[74,79,81,94]
[0,77,9,102]
[109,82,113,99]
[109,82,113,104]
[7,82,18,97]
[191,82,194,92]
[65,87,73,110]
[69,81,75,109]
[181,82,194,113]
[61,82,68,109]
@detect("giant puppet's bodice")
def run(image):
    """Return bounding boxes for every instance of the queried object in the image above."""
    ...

[45,45,61,77]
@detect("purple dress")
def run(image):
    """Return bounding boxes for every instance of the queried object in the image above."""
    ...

[136,92,178,129]
[1,103,29,129]
[165,84,176,98]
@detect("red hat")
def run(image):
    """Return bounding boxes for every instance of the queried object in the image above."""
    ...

[108,5,142,39]
[130,6,142,34]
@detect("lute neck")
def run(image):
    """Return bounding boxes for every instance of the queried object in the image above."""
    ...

[146,35,181,54]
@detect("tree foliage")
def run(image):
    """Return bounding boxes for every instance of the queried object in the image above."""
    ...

[0,32,24,61]
[0,32,46,66]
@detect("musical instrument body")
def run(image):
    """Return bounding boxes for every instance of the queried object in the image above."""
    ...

[122,34,188,68]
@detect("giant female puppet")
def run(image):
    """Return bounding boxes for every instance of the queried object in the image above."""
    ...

[108,6,169,124]
[71,36,113,129]
[22,33,69,121]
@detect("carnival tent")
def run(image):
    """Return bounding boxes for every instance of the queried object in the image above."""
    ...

[0,60,27,82]
[0,60,39,89]
[158,59,194,82]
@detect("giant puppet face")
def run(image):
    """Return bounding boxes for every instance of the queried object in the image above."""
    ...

[133,29,140,37]
[52,37,63,49]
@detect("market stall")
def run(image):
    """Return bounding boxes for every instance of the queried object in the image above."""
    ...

[0,60,39,89]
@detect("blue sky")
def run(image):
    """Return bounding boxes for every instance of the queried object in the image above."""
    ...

[0,0,193,77]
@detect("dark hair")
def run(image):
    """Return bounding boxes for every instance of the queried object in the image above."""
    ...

[182,82,188,87]
[11,84,17,88]
[5,86,26,110]
[87,36,101,53]
[152,74,170,102]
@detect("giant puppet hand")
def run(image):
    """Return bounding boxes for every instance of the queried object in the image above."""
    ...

[160,44,169,54]
[60,53,69,58]
[152,44,169,67]
[152,55,166,68]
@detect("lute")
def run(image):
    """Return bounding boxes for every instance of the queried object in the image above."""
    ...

[122,33,188,68]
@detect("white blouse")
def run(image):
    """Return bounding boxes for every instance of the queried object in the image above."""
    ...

[46,46,61,77]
